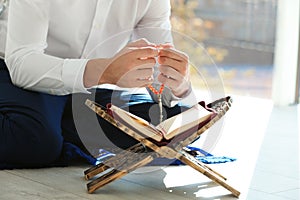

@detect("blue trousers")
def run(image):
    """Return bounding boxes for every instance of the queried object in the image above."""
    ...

[0,59,185,169]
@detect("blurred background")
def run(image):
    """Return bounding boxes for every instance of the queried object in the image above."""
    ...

[170,0,277,99]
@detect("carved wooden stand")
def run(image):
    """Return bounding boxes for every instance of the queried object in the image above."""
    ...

[84,97,240,198]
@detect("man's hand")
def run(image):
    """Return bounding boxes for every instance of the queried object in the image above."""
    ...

[157,45,191,97]
[83,38,191,95]
[84,39,159,88]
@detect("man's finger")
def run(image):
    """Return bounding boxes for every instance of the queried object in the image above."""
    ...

[158,74,178,89]
[159,48,188,62]
[128,47,159,59]
[158,61,188,77]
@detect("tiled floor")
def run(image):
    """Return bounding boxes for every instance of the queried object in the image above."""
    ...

[246,103,300,200]
[0,95,299,200]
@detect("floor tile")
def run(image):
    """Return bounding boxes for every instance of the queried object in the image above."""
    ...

[247,189,295,200]
[249,164,299,194]
[0,171,83,200]
[275,188,300,200]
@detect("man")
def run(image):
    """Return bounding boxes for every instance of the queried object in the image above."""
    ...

[0,0,192,168]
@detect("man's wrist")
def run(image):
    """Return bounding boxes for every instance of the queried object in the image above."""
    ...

[171,81,192,98]
[84,58,111,88]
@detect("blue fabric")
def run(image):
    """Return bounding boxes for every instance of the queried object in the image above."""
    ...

[64,144,236,166]
[147,146,236,165]
[194,155,237,164]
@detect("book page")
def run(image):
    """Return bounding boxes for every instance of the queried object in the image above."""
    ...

[109,105,164,142]
[156,104,213,140]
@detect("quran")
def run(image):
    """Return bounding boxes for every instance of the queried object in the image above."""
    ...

[105,103,216,142]
[83,97,240,197]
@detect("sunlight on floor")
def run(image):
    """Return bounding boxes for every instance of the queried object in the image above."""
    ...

[162,166,232,198]
[211,95,273,198]
[162,166,210,188]
[193,186,231,198]
[167,94,274,199]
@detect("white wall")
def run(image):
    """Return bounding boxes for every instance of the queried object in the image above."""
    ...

[272,0,300,106]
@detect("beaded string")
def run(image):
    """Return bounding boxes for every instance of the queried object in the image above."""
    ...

[148,84,164,123]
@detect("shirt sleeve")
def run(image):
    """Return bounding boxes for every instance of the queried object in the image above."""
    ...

[5,0,89,95]
[132,0,173,44]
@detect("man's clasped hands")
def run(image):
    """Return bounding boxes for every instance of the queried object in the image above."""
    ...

[84,38,190,98]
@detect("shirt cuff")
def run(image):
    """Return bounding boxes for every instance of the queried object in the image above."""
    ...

[168,84,193,107]
[62,58,90,94]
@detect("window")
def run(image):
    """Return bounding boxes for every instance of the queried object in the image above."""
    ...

[171,0,277,99]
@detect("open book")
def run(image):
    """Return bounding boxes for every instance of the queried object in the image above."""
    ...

[86,100,216,142]
[84,97,240,198]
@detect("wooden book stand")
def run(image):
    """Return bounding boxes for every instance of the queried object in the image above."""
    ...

[84,97,240,198]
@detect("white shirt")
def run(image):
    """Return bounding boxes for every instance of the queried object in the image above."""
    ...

[0,0,8,59]
[3,0,173,97]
